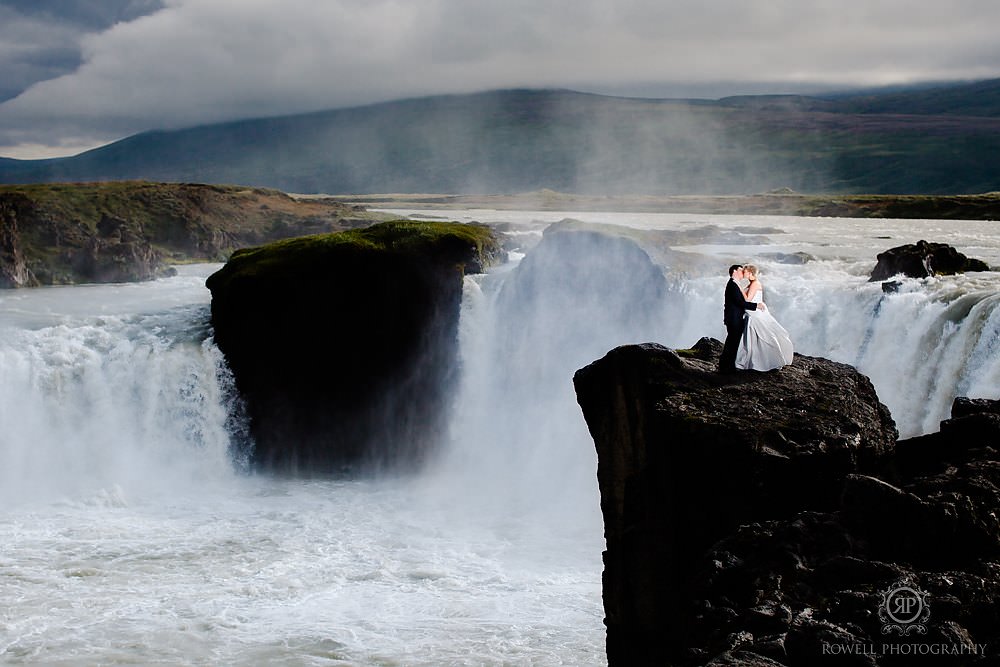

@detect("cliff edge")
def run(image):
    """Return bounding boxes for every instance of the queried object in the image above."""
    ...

[574,338,1000,666]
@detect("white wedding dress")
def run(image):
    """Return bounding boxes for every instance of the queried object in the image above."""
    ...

[735,288,794,371]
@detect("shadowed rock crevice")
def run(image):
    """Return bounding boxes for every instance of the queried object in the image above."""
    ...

[0,195,36,287]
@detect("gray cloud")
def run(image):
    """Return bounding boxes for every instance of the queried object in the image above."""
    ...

[0,6,81,102]
[1,0,165,26]
[2,0,1000,158]
[0,1,165,101]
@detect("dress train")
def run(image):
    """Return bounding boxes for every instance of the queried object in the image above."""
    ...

[735,289,793,371]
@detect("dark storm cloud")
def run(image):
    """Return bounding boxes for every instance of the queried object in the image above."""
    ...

[0,0,165,102]
[1,0,1000,158]
[2,0,165,28]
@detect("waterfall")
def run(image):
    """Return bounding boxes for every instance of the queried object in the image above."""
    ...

[435,227,999,518]
[0,264,608,667]
[3,231,994,514]
[675,263,1000,438]
[428,229,680,536]
[0,299,241,507]
[1,218,996,665]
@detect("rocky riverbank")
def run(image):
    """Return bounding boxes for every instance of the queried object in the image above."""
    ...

[330,190,1000,221]
[0,181,383,287]
[574,339,1000,666]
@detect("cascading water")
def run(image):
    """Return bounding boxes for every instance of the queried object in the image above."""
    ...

[0,272,242,507]
[423,208,1000,441]
[677,265,1000,437]
[426,227,679,531]
[0,262,610,665]
[1,211,998,666]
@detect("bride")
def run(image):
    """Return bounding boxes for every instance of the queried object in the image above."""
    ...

[736,264,794,371]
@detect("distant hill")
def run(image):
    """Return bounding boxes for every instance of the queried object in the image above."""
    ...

[826,78,1000,117]
[3,81,1000,195]
[717,79,1000,117]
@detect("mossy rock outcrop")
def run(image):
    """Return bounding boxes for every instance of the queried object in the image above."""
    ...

[207,219,503,472]
[0,181,380,287]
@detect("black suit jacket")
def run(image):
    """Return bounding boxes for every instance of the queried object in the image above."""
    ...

[724,278,758,328]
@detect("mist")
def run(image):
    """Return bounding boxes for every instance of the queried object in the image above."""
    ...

[414,223,683,540]
[5,0,1000,158]
[0,88,839,196]
[258,88,834,195]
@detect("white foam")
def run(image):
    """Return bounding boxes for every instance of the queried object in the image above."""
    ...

[2,217,998,664]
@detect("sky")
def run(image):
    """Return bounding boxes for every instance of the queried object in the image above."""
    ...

[2,0,1000,159]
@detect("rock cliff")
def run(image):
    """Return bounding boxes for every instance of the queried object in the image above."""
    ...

[0,195,35,287]
[207,220,502,472]
[574,339,1000,666]
[0,181,380,287]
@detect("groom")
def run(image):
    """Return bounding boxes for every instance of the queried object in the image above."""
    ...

[719,264,764,373]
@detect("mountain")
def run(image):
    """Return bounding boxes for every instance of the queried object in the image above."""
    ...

[3,81,1000,195]
[825,78,1000,116]
[716,79,1000,117]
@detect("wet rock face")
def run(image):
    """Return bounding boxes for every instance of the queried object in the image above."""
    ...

[207,220,501,473]
[0,196,37,287]
[869,239,990,281]
[70,234,165,284]
[574,340,1000,666]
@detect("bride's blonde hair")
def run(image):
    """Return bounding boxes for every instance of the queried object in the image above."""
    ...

[744,264,759,278]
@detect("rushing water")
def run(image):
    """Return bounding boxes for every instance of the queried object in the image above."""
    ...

[1,212,999,665]
[400,208,1000,438]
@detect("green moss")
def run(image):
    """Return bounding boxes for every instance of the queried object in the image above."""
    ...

[1,181,397,286]
[2,181,187,232]
[207,219,501,293]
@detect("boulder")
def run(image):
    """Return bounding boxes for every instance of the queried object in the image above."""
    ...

[575,340,1000,666]
[869,240,990,282]
[951,397,1000,419]
[207,219,502,472]
[759,251,815,265]
[572,338,896,665]
[881,280,901,294]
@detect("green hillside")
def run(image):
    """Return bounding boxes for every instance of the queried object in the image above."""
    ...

[2,82,1000,195]
[826,78,1000,116]
[0,181,381,287]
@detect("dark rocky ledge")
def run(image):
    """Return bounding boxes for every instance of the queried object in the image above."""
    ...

[207,219,502,472]
[869,240,990,282]
[574,338,1000,666]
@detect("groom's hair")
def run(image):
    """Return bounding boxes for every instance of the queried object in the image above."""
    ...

[728,264,743,276]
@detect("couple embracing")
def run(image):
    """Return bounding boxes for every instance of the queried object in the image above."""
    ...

[719,264,794,373]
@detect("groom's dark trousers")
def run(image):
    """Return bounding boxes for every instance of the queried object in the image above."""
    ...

[719,278,758,372]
